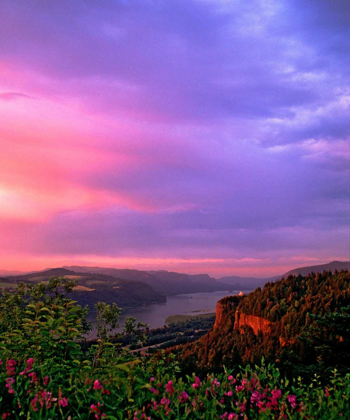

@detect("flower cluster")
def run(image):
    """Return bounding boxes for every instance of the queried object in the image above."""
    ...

[138,372,302,419]
[90,402,106,419]
[2,357,69,415]
[0,356,348,419]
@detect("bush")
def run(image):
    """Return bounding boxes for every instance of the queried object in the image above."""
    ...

[0,278,349,419]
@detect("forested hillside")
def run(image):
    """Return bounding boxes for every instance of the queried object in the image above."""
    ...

[64,266,233,295]
[1,268,166,309]
[181,270,350,376]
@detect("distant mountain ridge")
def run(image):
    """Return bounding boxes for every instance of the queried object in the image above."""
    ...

[1,268,166,309]
[218,260,350,289]
[63,266,233,295]
[0,269,25,276]
[62,260,350,296]
[283,260,350,277]
[2,260,348,299]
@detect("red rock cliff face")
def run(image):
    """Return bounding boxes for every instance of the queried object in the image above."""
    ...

[213,301,225,330]
[233,311,273,335]
[213,297,273,336]
[213,297,239,330]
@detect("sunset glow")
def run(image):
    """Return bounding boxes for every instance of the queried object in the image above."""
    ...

[0,0,349,277]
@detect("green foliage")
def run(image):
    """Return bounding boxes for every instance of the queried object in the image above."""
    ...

[0,277,349,419]
[0,354,349,419]
[124,315,215,352]
[298,304,350,367]
[181,271,350,376]
[95,301,121,342]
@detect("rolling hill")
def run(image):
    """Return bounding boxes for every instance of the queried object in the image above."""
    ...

[2,261,348,303]
[1,268,166,309]
[283,260,350,277]
[218,260,350,289]
[63,266,233,295]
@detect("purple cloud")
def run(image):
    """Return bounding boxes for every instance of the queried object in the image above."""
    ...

[0,0,349,275]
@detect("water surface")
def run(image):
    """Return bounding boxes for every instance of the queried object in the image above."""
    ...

[87,290,252,337]
[120,289,252,329]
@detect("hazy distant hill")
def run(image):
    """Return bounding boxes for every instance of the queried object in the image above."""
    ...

[2,268,166,309]
[3,261,348,302]
[219,260,350,289]
[64,266,232,296]
[283,260,350,277]
[146,270,232,295]
[0,269,26,276]
[64,261,350,296]
[217,275,279,289]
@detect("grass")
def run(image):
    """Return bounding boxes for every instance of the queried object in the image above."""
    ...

[0,282,16,289]
[165,312,215,324]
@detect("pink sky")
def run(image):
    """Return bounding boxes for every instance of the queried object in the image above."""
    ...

[0,1,349,277]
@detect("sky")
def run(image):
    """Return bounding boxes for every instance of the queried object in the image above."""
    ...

[0,0,349,277]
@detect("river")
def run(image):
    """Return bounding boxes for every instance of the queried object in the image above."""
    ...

[121,289,253,328]
[86,289,252,337]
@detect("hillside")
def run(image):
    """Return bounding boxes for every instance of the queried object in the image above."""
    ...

[181,270,350,374]
[0,269,25,276]
[218,260,350,289]
[283,260,350,277]
[63,266,232,295]
[2,268,166,309]
[217,275,279,289]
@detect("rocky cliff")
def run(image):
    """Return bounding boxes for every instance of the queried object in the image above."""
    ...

[233,311,273,335]
[214,298,273,335]
[213,296,242,330]
[181,271,350,372]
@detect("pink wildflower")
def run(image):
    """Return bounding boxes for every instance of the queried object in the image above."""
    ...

[236,378,247,392]
[28,372,38,384]
[165,380,174,396]
[228,375,233,381]
[91,402,104,420]
[30,390,53,411]
[287,394,297,408]
[160,397,171,406]
[239,402,246,412]
[6,359,16,376]
[192,376,201,389]
[179,390,189,403]
[20,358,35,376]
[26,358,34,369]
[93,379,103,390]
[5,377,15,394]
[271,389,282,400]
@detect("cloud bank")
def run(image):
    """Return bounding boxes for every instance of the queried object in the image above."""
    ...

[0,0,349,276]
